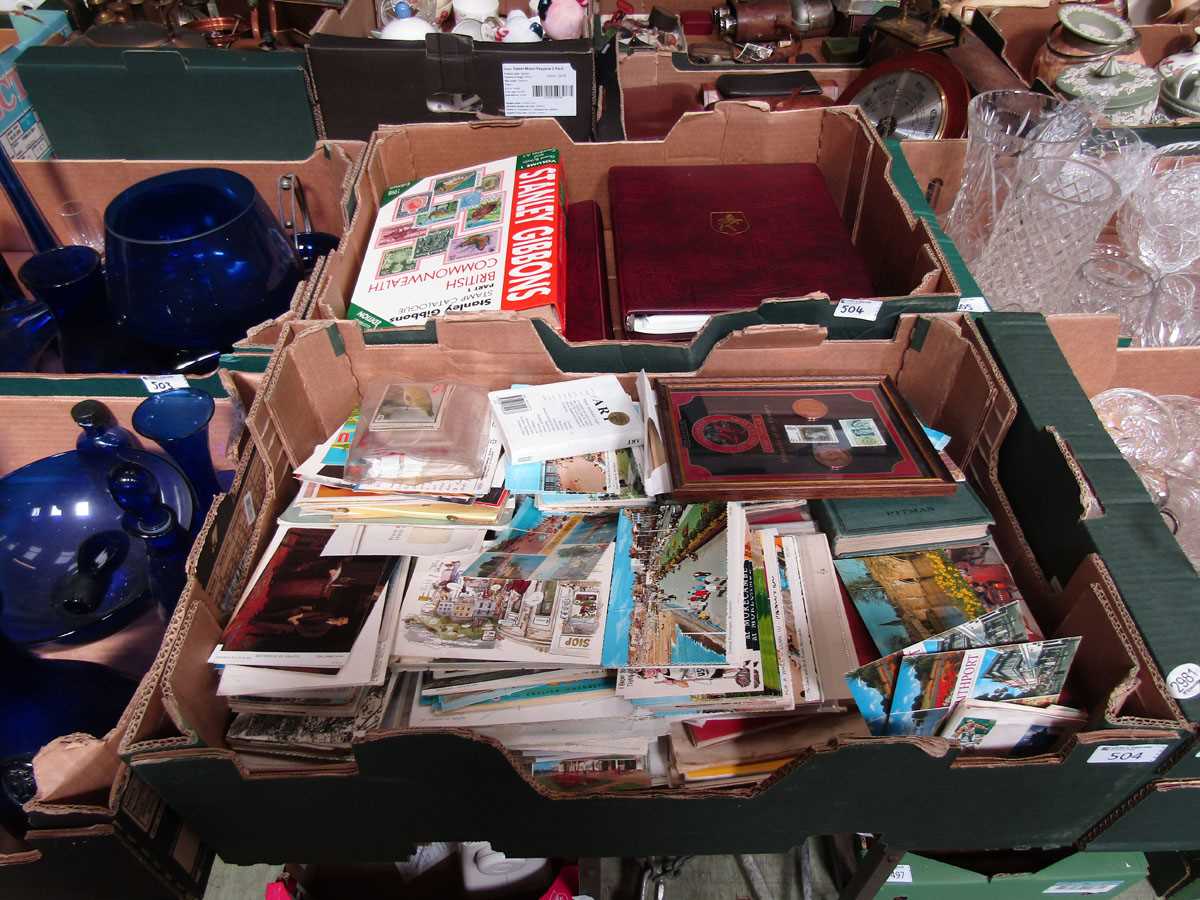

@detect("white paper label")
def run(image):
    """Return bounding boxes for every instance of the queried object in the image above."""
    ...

[833,299,882,321]
[241,492,256,528]
[1166,662,1200,699]
[886,864,913,884]
[1043,881,1123,894]
[957,296,991,312]
[141,374,189,394]
[1087,744,1168,764]
[502,63,577,117]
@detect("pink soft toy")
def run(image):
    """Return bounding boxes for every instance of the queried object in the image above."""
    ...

[542,0,585,39]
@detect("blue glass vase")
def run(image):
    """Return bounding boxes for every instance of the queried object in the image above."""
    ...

[108,463,191,613]
[132,387,222,523]
[104,168,301,365]
[18,246,114,374]
[0,401,194,646]
[0,145,57,255]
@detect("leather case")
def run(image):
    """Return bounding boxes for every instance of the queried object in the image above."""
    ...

[564,201,614,343]
[608,163,875,339]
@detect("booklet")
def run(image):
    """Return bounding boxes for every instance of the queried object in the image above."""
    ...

[489,375,643,466]
[347,150,566,329]
[885,637,1082,737]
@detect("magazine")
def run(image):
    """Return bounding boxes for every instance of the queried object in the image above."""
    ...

[885,637,1082,737]
[834,537,1041,656]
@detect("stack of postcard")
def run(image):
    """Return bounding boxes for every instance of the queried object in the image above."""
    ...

[285,409,514,533]
[838,540,1087,754]
[209,526,412,762]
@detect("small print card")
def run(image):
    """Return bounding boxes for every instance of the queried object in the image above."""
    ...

[840,418,885,448]
[370,384,447,430]
[785,424,838,444]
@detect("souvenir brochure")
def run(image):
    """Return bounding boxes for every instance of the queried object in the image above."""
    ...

[885,637,1081,737]
[835,537,1040,656]
[347,150,566,330]
[489,375,643,465]
[653,376,955,500]
[940,699,1088,757]
[844,601,1032,735]
[506,448,650,510]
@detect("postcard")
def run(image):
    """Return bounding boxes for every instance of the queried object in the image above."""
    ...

[885,637,1082,737]
[506,448,649,509]
[835,537,1040,656]
[620,502,743,669]
[211,528,397,668]
[369,383,447,430]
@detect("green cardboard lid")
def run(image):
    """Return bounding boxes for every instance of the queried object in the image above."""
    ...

[1057,57,1161,109]
[1058,4,1135,46]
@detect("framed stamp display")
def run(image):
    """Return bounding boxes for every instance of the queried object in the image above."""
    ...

[654,376,956,500]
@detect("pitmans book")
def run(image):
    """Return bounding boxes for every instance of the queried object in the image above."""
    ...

[812,483,994,556]
[347,150,565,330]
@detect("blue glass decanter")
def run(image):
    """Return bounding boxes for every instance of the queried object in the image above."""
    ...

[0,400,194,646]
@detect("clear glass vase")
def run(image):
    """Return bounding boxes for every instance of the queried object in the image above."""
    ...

[971,157,1122,312]
[943,90,1094,268]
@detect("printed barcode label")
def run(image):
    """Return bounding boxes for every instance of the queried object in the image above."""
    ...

[141,374,189,394]
[1087,744,1168,764]
[498,394,530,415]
[503,63,577,117]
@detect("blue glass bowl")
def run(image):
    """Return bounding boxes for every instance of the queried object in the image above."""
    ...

[0,446,193,646]
[104,168,301,358]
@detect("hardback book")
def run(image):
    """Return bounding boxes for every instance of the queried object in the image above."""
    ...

[564,200,614,342]
[347,150,566,330]
[811,483,994,556]
[885,637,1082,737]
[834,537,1041,656]
[489,375,642,465]
[608,163,875,340]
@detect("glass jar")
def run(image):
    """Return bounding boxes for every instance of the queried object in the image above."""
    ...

[1032,4,1140,90]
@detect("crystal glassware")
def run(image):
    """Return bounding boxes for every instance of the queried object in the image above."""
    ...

[17,245,114,374]
[1068,253,1156,336]
[1117,167,1200,276]
[970,157,1122,313]
[104,168,302,370]
[943,90,1094,267]
[1073,127,1152,198]
[1092,387,1180,471]
[1141,274,1200,348]
[1162,394,1200,480]
[58,201,105,254]
[132,387,222,521]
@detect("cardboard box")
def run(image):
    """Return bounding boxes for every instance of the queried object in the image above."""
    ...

[0,382,242,898]
[114,308,1190,863]
[876,850,1148,899]
[0,142,364,366]
[310,107,961,339]
[307,0,596,143]
[0,768,213,900]
[0,8,71,160]
[17,47,320,161]
[613,51,865,141]
[1148,850,1200,899]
